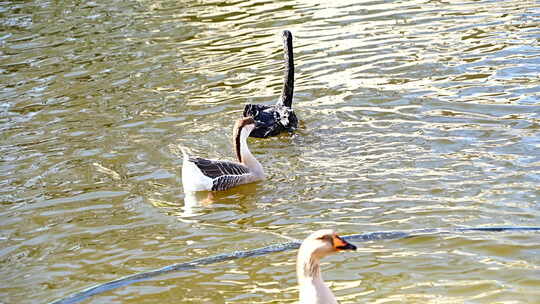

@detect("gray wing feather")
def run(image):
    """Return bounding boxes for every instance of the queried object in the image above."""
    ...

[189,157,249,185]
[211,175,248,191]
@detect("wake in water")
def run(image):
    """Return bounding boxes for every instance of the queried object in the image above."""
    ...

[50,226,540,304]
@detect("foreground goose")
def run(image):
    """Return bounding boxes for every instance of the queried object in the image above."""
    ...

[181,117,265,192]
[243,30,298,138]
[297,230,357,304]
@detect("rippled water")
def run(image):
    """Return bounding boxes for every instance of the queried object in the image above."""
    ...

[1,0,539,303]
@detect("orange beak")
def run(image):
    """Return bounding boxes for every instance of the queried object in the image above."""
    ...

[333,234,357,251]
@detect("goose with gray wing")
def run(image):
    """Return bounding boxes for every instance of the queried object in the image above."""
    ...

[181,117,265,192]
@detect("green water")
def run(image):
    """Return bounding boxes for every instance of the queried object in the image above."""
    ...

[1,0,539,303]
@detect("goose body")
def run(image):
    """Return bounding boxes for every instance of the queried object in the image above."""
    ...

[297,230,357,304]
[244,30,298,138]
[182,117,265,192]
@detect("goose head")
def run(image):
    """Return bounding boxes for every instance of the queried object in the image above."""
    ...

[296,229,357,304]
[234,116,257,136]
[233,117,261,141]
[299,229,357,261]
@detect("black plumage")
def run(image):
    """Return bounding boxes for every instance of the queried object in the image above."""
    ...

[188,157,250,179]
[244,30,298,138]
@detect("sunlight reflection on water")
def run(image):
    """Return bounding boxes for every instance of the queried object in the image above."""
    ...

[0,0,539,303]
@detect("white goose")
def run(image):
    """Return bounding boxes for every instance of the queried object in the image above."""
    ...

[181,117,265,192]
[297,230,357,304]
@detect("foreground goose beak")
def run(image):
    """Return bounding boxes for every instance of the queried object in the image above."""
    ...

[333,234,357,251]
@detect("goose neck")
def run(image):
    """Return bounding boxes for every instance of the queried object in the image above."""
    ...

[235,128,264,177]
[279,31,294,108]
[297,251,322,284]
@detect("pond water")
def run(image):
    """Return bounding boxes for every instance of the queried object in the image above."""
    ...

[1,0,539,303]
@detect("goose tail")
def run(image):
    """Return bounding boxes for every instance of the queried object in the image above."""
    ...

[180,146,190,160]
[169,144,190,161]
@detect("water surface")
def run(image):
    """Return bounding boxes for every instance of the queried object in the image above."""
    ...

[1,0,539,303]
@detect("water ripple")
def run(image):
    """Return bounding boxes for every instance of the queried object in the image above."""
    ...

[0,0,539,303]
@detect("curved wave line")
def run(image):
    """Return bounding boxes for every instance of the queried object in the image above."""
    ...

[49,226,540,304]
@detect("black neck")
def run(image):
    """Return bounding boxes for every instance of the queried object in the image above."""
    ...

[278,30,294,108]
[234,125,243,163]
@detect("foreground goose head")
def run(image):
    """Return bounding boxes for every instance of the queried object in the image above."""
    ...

[297,230,357,304]
[244,30,298,138]
[181,117,265,192]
